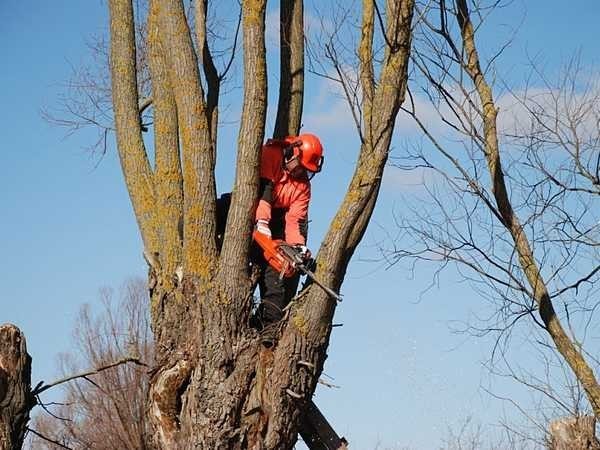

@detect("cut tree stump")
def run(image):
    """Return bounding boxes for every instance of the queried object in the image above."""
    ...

[548,415,600,450]
[0,324,33,450]
[299,400,348,449]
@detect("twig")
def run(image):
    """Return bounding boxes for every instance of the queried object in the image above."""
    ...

[318,378,340,389]
[35,394,72,422]
[32,356,146,396]
[26,427,73,450]
[82,375,104,393]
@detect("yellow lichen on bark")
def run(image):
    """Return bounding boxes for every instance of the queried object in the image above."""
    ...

[243,0,266,26]
[109,0,158,255]
[292,312,309,336]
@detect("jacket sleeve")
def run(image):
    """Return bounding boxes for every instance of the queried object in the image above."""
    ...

[255,198,272,224]
[255,145,278,224]
[285,183,310,245]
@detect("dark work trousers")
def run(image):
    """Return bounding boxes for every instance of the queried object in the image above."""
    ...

[257,258,301,325]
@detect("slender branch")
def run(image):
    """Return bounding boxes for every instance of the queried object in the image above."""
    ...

[373,0,399,52]
[35,395,73,422]
[552,265,600,298]
[32,356,146,396]
[26,427,74,450]
[318,378,340,389]
[220,6,243,80]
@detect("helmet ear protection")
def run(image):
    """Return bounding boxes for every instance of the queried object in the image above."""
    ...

[283,141,301,161]
[281,133,324,175]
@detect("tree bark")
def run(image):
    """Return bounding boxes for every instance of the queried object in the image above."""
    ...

[148,0,183,281]
[0,324,33,450]
[548,416,600,450]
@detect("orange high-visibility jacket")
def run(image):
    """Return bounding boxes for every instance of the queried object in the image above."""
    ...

[255,141,310,245]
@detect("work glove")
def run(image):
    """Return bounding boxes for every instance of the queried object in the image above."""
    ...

[293,245,312,261]
[255,219,272,238]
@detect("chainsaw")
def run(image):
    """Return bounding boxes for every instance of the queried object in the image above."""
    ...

[253,230,342,302]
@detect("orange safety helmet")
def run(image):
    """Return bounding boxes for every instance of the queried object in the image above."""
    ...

[284,133,324,173]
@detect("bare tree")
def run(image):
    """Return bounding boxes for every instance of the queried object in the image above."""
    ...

[390,0,600,426]
[102,0,417,448]
[28,279,152,450]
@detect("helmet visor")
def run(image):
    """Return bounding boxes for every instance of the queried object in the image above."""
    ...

[303,155,323,174]
[305,156,324,180]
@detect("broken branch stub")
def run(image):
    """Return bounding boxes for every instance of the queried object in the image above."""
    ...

[0,324,34,450]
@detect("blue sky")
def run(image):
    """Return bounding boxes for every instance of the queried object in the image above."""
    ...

[2,1,599,449]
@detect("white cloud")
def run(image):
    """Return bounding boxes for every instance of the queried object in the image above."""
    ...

[396,93,448,135]
[305,75,445,138]
[382,165,440,193]
[495,79,600,144]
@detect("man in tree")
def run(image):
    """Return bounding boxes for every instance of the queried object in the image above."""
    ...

[252,133,324,345]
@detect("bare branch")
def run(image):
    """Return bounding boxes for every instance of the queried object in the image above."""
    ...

[27,427,74,450]
[32,356,146,396]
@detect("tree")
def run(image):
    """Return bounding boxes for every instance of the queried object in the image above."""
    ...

[29,279,152,450]
[106,0,416,448]
[391,0,600,425]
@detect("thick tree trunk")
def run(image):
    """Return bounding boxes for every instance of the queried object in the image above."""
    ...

[0,324,33,450]
[548,416,600,450]
[147,281,311,450]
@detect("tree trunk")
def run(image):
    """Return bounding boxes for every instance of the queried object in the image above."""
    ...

[0,324,33,450]
[548,416,600,450]
[146,281,322,450]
